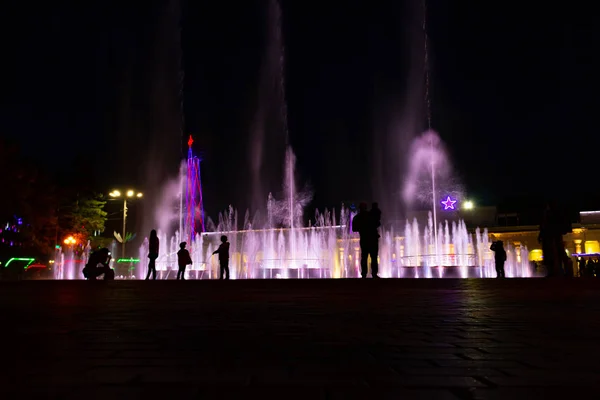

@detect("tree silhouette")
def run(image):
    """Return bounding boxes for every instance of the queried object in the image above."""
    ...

[58,192,108,246]
[0,140,58,257]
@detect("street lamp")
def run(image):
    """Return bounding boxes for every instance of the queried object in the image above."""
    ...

[109,189,143,259]
[63,236,77,246]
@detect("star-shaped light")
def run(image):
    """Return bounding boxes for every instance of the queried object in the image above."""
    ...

[441,196,457,210]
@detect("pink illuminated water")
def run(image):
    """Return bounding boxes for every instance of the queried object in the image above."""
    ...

[137,207,533,280]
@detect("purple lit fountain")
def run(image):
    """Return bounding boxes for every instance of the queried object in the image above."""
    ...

[131,0,535,280]
[137,135,534,279]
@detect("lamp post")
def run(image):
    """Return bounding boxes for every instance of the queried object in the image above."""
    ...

[63,236,77,246]
[109,189,143,259]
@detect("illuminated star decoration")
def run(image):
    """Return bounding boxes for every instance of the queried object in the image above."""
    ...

[441,196,457,210]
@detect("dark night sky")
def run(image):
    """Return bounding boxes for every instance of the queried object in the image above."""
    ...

[1,1,595,228]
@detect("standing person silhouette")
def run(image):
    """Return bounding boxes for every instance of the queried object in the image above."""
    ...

[212,235,230,280]
[145,229,159,280]
[177,242,192,280]
[538,201,571,277]
[490,240,507,278]
[352,202,380,278]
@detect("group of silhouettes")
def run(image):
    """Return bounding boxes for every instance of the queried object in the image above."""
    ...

[145,229,231,280]
[87,199,563,281]
[353,201,509,279]
[82,230,231,280]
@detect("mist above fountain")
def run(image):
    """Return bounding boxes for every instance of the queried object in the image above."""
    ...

[401,129,468,267]
[267,147,313,229]
[403,130,463,208]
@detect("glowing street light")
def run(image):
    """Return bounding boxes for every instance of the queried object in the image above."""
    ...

[463,200,474,210]
[63,236,77,245]
[109,189,143,259]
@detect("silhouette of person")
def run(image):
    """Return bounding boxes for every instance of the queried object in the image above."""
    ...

[352,202,380,278]
[212,235,230,280]
[177,242,192,280]
[83,248,114,280]
[578,257,587,277]
[586,258,596,276]
[371,202,382,238]
[539,201,570,277]
[146,229,159,280]
[490,240,507,278]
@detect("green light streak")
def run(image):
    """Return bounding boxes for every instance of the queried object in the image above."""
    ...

[4,258,36,269]
[117,258,140,263]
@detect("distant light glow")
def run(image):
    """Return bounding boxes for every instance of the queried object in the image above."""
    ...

[136,193,143,198]
[127,190,134,197]
[64,236,77,245]
[463,200,474,210]
[117,258,140,263]
[580,211,600,215]
[109,190,121,197]
[441,196,457,210]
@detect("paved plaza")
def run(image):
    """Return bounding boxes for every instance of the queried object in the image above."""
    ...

[1,278,599,399]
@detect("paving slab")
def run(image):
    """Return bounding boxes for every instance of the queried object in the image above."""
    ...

[1,278,599,399]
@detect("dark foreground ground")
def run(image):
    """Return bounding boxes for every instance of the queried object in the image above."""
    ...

[1,279,600,399]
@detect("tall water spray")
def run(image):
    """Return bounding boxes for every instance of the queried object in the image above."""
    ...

[287,147,296,271]
[422,0,439,264]
[271,0,300,270]
[250,0,289,213]
[62,0,539,280]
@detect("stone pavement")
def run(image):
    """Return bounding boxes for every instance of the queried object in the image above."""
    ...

[1,279,600,399]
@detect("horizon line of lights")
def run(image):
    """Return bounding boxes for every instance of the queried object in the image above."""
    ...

[202,225,347,235]
[580,211,600,215]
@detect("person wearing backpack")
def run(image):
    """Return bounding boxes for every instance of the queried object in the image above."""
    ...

[176,242,193,280]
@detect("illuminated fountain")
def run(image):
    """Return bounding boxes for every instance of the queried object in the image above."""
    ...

[133,0,535,280]
[137,141,534,279]
[139,211,533,279]
[53,240,91,280]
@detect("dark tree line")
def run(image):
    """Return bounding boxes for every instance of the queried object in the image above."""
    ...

[0,140,107,260]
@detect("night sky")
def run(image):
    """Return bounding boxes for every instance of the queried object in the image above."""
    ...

[1,1,594,229]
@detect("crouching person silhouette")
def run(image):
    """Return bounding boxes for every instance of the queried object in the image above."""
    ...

[177,242,193,280]
[82,248,115,280]
[212,235,230,280]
